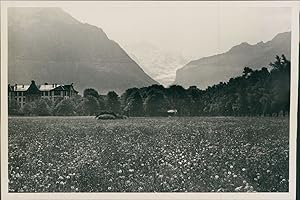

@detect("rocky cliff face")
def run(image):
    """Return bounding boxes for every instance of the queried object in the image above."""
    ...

[8,7,157,94]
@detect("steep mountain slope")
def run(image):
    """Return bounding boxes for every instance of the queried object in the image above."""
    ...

[8,7,157,94]
[174,32,291,89]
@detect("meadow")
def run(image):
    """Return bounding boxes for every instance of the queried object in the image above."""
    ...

[8,116,289,192]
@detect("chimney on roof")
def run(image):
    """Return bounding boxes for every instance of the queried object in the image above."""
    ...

[55,83,57,87]
[22,84,24,88]
[45,83,48,85]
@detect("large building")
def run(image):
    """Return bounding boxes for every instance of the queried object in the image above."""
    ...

[8,80,78,108]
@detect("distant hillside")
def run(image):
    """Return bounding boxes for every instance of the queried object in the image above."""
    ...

[8,7,158,94]
[174,32,291,89]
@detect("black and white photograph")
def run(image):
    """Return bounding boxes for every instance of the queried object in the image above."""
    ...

[1,1,299,199]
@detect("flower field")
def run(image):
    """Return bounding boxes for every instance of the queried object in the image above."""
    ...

[8,116,289,192]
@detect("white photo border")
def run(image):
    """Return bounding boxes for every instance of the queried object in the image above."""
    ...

[1,1,299,200]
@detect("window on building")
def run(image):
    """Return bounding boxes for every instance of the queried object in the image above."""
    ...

[19,97,22,102]
[45,91,49,96]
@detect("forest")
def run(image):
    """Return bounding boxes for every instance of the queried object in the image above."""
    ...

[8,55,290,117]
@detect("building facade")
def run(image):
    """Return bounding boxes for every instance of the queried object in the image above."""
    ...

[8,80,78,108]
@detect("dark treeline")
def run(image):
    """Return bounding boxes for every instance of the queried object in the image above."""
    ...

[9,55,290,117]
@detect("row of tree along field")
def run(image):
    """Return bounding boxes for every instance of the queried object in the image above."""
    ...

[9,55,290,117]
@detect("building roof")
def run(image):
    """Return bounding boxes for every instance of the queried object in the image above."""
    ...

[63,84,78,94]
[27,80,41,94]
[13,84,30,92]
[9,81,78,93]
[39,84,60,91]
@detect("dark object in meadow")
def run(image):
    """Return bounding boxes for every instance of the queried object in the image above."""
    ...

[95,111,128,120]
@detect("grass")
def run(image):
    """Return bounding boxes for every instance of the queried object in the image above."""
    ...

[8,116,289,192]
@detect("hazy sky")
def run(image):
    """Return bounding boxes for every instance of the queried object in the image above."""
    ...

[62,2,291,60]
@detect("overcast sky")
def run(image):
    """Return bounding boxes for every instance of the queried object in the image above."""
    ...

[62,2,291,60]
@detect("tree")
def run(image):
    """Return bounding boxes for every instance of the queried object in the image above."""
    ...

[8,99,20,115]
[76,95,101,115]
[186,86,202,115]
[123,88,139,102]
[260,94,271,116]
[35,99,51,116]
[106,91,121,113]
[144,89,170,116]
[123,91,144,116]
[269,55,290,116]
[140,84,165,99]
[83,88,100,98]
[243,67,253,77]
[97,97,106,112]
[121,88,139,110]
[166,85,190,115]
[21,102,36,116]
[75,98,89,116]
[233,92,248,116]
[53,98,75,116]
[53,97,64,108]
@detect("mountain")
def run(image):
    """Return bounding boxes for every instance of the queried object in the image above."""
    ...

[174,32,291,89]
[8,7,158,94]
[122,42,188,86]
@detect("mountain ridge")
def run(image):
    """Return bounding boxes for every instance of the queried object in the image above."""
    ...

[174,31,291,89]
